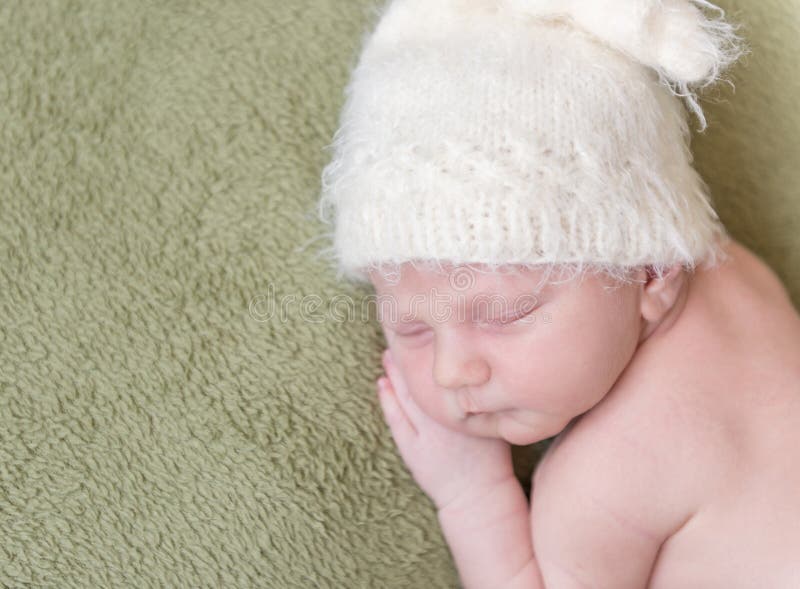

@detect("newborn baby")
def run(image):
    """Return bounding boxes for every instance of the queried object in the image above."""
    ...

[372,236,800,587]
[313,0,795,586]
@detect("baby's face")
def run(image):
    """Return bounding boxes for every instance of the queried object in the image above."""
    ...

[370,263,646,445]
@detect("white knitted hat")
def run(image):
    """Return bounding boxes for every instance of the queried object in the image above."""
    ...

[316,0,747,285]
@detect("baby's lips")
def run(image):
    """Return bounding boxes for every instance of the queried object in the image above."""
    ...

[456,389,480,415]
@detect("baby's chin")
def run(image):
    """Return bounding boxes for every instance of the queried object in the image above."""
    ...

[461,409,564,446]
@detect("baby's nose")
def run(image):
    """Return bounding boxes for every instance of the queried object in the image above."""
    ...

[433,353,490,390]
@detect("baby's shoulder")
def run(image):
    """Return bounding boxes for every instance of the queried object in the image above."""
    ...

[529,385,725,581]
[534,372,731,524]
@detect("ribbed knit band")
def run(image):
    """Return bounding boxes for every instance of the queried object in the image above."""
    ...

[317,0,743,283]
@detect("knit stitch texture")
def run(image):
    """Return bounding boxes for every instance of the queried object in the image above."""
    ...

[317,0,748,285]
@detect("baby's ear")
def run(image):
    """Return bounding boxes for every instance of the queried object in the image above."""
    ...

[639,263,686,321]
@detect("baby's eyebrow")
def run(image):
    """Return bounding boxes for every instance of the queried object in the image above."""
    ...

[380,308,427,325]
[396,315,426,325]
[465,286,545,305]
[379,284,548,326]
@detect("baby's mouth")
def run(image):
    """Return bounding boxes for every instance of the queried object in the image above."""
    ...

[450,390,489,421]
[457,390,485,418]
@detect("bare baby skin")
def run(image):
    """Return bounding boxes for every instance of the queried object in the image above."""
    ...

[372,238,800,588]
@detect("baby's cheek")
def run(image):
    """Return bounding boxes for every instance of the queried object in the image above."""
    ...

[405,372,437,410]
[407,372,456,423]
[391,342,461,423]
[520,361,594,417]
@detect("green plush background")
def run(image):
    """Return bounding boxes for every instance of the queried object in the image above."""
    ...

[0,1,797,587]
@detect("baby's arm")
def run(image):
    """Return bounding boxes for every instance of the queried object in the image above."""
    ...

[436,476,543,589]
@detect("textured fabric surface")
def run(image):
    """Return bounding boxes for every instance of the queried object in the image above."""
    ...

[0,1,797,588]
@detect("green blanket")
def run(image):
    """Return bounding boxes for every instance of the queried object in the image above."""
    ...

[1,1,797,587]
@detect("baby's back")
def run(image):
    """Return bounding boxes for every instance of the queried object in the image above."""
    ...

[534,238,800,587]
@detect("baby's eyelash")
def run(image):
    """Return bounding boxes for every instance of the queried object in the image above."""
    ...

[387,305,538,336]
[485,305,537,325]
[395,327,431,337]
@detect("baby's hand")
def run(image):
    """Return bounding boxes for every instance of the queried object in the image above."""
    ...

[377,349,516,511]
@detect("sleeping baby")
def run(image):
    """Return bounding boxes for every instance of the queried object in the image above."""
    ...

[317,0,800,587]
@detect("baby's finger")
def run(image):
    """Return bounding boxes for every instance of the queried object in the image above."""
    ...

[377,377,418,439]
[381,350,427,422]
[381,350,407,399]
